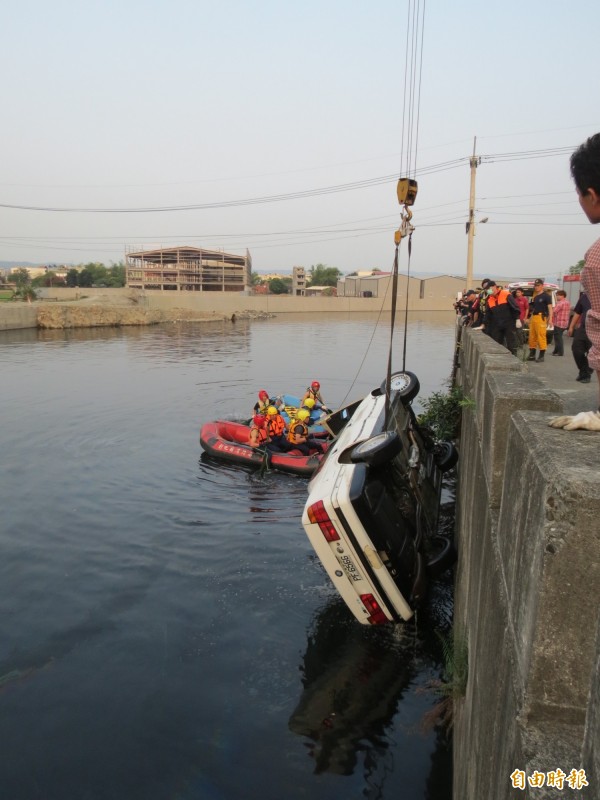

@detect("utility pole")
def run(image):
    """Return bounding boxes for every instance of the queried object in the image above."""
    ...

[466,137,481,289]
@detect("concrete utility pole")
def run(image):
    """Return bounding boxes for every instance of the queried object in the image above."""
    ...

[466,137,481,289]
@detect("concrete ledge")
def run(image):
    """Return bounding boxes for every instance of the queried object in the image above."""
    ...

[500,412,600,726]
[481,373,562,507]
[0,304,37,330]
[454,332,600,799]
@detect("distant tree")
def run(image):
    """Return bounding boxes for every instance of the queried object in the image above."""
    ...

[11,268,31,288]
[251,271,263,286]
[568,259,585,275]
[106,263,126,287]
[32,271,65,288]
[66,268,80,287]
[13,285,37,302]
[307,263,342,287]
[269,277,289,294]
[79,268,94,287]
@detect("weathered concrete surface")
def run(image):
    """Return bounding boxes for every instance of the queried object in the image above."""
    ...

[0,288,457,331]
[0,303,37,330]
[34,303,227,329]
[454,328,600,799]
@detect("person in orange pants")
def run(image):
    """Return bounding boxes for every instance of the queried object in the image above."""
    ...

[527,279,553,362]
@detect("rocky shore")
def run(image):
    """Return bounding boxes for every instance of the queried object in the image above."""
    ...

[7,293,275,330]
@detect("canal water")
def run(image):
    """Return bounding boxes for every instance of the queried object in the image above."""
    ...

[1,312,456,800]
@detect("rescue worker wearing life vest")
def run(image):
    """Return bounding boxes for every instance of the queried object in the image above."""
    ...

[265,406,293,453]
[285,408,325,456]
[253,389,272,416]
[485,281,519,355]
[301,397,317,425]
[248,414,269,448]
[301,381,330,413]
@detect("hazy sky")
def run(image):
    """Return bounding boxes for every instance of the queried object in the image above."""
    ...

[2,0,599,279]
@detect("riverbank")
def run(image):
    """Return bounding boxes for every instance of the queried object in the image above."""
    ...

[0,292,273,331]
[0,281,464,332]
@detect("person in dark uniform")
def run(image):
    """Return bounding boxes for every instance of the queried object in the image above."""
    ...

[568,293,593,382]
[486,282,519,355]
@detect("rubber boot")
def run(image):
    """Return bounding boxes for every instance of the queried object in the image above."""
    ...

[527,349,536,361]
[536,351,545,363]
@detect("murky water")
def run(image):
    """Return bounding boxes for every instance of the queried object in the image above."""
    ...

[0,312,456,800]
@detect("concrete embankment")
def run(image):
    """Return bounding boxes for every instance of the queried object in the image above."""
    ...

[0,286,460,331]
[0,304,37,330]
[453,328,600,798]
[0,291,235,331]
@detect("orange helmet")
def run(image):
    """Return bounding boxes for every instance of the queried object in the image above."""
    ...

[253,414,266,427]
[311,381,320,390]
[258,390,269,401]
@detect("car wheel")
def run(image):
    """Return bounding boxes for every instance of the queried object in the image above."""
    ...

[379,371,420,403]
[434,441,459,472]
[425,535,457,578]
[349,431,402,467]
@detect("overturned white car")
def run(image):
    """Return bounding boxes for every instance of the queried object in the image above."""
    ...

[302,372,457,626]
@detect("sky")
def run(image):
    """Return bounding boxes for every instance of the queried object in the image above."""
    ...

[1,0,599,280]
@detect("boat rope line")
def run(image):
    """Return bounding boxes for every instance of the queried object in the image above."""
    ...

[385,0,425,428]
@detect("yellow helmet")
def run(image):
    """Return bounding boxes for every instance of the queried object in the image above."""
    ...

[266,406,278,416]
[297,409,310,422]
[303,398,315,409]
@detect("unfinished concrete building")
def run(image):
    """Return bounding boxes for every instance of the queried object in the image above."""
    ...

[125,246,252,292]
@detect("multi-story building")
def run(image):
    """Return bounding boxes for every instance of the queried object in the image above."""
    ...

[292,266,306,296]
[125,246,252,292]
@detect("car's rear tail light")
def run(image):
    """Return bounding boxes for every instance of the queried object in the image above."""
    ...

[307,500,340,542]
[360,593,388,625]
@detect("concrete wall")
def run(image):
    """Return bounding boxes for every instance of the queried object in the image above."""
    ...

[0,303,37,330]
[454,329,600,798]
[33,282,464,313]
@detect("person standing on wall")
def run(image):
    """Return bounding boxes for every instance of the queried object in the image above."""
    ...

[551,290,571,356]
[527,279,553,362]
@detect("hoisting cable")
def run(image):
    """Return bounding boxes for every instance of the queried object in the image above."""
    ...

[385,0,425,429]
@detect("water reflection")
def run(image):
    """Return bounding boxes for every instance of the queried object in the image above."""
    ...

[289,599,416,776]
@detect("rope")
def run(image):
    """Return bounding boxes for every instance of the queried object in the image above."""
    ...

[384,245,400,428]
[385,0,424,420]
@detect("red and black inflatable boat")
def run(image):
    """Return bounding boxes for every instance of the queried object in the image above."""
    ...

[199,420,328,477]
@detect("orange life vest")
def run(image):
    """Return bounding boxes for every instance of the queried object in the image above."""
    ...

[267,415,286,437]
[288,419,308,444]
[487,289,510,309]
[249,426,268,446]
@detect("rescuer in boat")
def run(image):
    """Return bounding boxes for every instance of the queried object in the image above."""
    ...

[254,389,273,415]
[301,381,330,413]
[301,397,320,426]
[287,409,324,455]
[265,406,294,452]
[248,414,269,448]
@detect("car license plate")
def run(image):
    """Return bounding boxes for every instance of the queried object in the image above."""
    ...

[336,553,363,582]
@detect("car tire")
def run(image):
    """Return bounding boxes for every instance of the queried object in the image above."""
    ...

[425,535,457,578]
[379,371,420,403]
[349,431,402,467]
[434,441,459,473]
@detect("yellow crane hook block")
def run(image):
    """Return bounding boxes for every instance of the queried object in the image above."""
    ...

[397,178,418,207]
